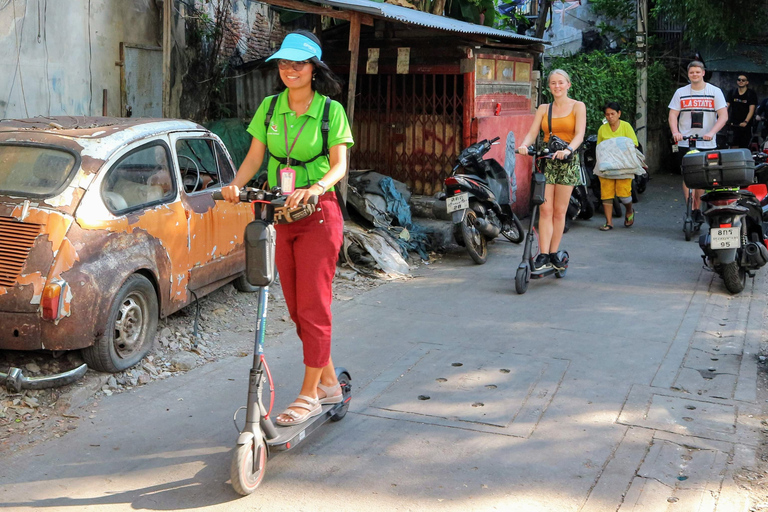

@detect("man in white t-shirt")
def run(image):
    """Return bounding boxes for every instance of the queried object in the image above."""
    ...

[668,60,728,214]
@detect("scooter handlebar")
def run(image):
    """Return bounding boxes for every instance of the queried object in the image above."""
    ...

[212,188,318,205]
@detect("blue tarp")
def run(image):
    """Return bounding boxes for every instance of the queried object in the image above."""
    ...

[378,177,431,260]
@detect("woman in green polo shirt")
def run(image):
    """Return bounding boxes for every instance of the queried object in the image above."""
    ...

[221,30,354,426]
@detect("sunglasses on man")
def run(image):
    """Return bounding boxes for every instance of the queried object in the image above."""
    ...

[737,78,748,82]
[277,59,311,71]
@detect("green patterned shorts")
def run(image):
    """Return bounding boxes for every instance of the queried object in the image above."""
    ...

[544,153,581,186]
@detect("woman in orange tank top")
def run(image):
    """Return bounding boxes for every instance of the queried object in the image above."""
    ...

[517,69,586,271]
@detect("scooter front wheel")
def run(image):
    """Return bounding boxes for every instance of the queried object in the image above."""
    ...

[231,435,267,495]
[515,265,530,294]
[683,219,693,241]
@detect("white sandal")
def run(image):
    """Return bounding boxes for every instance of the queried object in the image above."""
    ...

[317,382,343,404]
[276,395,322,426]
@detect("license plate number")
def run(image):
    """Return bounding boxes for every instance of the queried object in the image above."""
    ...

[710,227,741,249]
[446,193,469,213]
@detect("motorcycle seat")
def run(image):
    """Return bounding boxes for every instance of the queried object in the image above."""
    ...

[746,183,768,203]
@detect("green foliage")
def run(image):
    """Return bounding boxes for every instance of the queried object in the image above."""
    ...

[588,0,635,45]
[545,52,674,135]
[445,0,498,26]
[652,0,766,46]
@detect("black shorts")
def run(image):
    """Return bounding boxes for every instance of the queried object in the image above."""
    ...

[675,146,691,173]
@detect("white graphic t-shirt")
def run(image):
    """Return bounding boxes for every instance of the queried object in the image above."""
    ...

[668,83,727,149]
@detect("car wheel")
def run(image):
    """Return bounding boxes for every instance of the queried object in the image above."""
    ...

[82,274,158,373]
[233,273,259,293]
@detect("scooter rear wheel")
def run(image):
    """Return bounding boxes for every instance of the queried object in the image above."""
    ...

[722,262,746,294]
[461,210,488,264]
[515,265,530,294]
[231,435,267,495]
[501,215,524,244]
[331,371,352,422]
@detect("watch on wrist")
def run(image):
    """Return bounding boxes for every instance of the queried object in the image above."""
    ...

[316,180,328,194]
[566,145,575,153]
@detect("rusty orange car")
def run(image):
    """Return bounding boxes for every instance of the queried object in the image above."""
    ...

[0,117,255,374]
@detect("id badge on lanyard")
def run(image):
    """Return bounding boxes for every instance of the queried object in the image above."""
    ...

[280,167,296,194]
[282,115,310,195]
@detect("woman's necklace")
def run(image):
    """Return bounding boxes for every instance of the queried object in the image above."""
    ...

[290,95,313,116]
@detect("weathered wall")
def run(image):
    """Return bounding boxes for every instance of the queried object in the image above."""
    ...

[0,0,162,119]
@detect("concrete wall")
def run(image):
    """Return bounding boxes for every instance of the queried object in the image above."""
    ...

[0,0,161,119]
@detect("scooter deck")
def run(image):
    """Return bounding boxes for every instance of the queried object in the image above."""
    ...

[265,400,348,452]
[531,266,567,278]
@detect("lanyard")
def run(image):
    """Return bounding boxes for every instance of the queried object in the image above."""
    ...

[283,116,311,167]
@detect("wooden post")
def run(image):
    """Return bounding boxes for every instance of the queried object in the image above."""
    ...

[338,12,361,205]
[347,12,361,128]
[162,0,172,118]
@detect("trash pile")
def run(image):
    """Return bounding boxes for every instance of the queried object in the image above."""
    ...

[343,171,436,279]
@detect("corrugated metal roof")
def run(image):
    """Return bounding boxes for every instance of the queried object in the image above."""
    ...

[304,0,544,44]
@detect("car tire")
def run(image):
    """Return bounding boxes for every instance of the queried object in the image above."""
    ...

[82,274,158,373]
[233,273,259,293]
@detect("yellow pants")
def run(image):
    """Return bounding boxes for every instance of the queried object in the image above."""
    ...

[599,177,632,201]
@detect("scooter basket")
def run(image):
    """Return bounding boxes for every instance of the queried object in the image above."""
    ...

[531,172,546,206]
[682,148,754,189]
[244,220,276,286]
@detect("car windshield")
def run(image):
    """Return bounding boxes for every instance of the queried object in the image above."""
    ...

[0,144,78,197]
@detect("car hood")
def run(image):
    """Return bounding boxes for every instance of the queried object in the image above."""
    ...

[0,199,75,313]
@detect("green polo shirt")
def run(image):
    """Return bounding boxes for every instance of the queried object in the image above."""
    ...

[247,90,354,190]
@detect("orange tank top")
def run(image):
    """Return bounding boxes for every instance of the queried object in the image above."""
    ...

[542,107,576,143]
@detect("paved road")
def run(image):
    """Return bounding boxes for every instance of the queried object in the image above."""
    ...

[0,174,764,511]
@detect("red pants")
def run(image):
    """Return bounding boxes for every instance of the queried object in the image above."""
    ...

[275,193,343,368]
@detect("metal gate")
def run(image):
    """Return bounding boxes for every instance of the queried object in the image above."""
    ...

[351,73,464,196]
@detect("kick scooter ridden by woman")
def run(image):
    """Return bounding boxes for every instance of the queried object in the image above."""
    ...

[515,146,571,294]
[213,188,351,495]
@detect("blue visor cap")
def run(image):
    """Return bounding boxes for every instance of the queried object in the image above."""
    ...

[266,33,322,63]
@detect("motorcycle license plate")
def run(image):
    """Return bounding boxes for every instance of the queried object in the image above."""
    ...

[710,227,741,249]
[446,193,469,213]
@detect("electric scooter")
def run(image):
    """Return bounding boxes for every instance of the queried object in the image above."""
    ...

[515,147,569,294]
[213,188,352,495]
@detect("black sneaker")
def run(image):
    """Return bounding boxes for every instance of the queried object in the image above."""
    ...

[550,252,566,270]
[533,253,551,271]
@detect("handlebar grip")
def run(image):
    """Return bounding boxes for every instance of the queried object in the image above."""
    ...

[490,136,500,144]
[212,191,224,200]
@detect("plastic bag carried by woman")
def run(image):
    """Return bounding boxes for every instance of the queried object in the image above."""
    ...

[594,136,647,180]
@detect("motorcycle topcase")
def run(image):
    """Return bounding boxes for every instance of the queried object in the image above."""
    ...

[682,148,754,189]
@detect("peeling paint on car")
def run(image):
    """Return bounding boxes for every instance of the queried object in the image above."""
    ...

[0,117,252,354]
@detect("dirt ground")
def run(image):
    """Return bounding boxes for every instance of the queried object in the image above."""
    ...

[0,262,401,456]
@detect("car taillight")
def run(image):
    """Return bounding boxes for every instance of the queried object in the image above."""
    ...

[709,198,738,206]
[42,280,66,320]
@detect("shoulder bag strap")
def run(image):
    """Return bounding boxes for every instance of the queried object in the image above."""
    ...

[547,102,553,140]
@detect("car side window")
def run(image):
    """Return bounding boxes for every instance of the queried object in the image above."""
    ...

[103,142,175,213]
[214,141,235,184]
[176,138,221,193]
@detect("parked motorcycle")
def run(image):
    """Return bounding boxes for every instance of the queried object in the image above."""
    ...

[442,137,524,264]
[683,148,768,294]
